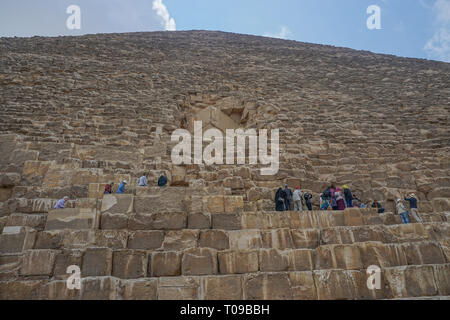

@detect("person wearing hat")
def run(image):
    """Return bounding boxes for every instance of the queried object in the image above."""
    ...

[293,186,303,211]
[343,185,353,208]
[404,193,422,223]
[54,196,69,209]
[396,198,410,224]
[116,180,128,194]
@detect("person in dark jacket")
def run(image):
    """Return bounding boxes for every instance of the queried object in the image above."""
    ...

[284,184,293,211]
[371,199,385,214]
[404,193,422,223]
[304,193,313,211]
[275,187,286,211]
[104,182,114,194]
[158,175,168,187]
[343,185,353,208]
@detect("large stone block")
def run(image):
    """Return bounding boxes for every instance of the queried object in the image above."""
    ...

[228,230,262,249]
[202,275,243,300]
[21,249,58,276]
[127,231,164,250]
[291,229,319,249]
[0,280,45,299]
[81,247,112,277]
[45,208,99,230]
[163,230,199,251]
[313,270,357,300]
[259,249,290,272]
[122,279,158,300]
[290,249,315,271]
[80,277,122,300]
[401,241,446,265]
[205,195,224,213]
[333,244,363,270]
[6,213,47,231]
[44,280,81,300]
[244,273,292,300]
[224,196,244,214]
[218,250,259,274]
[433,264,450,296]
[151,251,182,277]
[101,194,134,214]
[158,276,201,300]
[187,213,211,229]
[112,250,147,279]
[128,212,187,230]
[289,271,317,300]
[211,213,241,230]
[0,227,36,253]
[53,249,84,280]
[134,188,187,214]
[359,242,407,268]
[94,230,128,249]
[100,212,128,230]
[199,230,229,250]
[182,248,218,276]
[384,266,438,298]
[261,228,294,249]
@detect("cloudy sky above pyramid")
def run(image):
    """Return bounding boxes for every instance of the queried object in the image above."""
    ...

[0,0,448,63]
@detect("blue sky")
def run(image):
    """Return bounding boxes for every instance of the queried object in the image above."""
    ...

[0,0,449,62]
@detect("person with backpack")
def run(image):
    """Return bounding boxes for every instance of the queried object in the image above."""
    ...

[404,193,422,223]
[304,192,313,211]
[343,185,353,208]
[396,198,410,224]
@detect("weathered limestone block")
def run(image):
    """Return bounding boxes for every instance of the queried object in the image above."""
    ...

[81,247,113,277]
[259,249,290,272]
[291,229,320,249]
[261,228,294,249]
[127,231,164,250]
[94,230,128,249]
[431,198,450,212]
[53,249,83,280]
[122,278,158,300]
[224,196,244,214]
[80,277,122,300]
[313,270,357,300]
[112,250,147,279]
[158,276,201,300]
[6,213,46,231]
[45,208,99,230]
[359,242,407,268]
[202,275,243,300]
[321,227,353,245]
[188,213,211,229]
[262,212,290,229]
[101,194,134,214]
[241,212,264,229]
[88,183,107,199]
[350,225,393,243]
[44,280,81,300]
[333,244,363,270]
[163,230,199,251]
[182,248,218,276]
[0,172,21,187]
[289,271,317,300]
[244,273,292,300]
[247,187,273,202]
[15,198,56,214]
[440,240,450,263]
[34,230,63,249]
[0,226,36,253]
[384,266,438,298]
[199,230,229,250]
[211,213,241,230]
[289,211,320,229]
[228,230,262,249]
[134,188,187,214]
[386,223,429,243]
[290,249,315,271]
[100,212,128,230]
[400,241,446,265]
[205,195,224,213]
[128,212,187,230]
[61,230,96,249]
[20,249,58,276]
[314,245,334,270]
[151,251,183,277]
[432,264,450,296]
[218,250,259,274]
[223,176,244,189]
[0,280,46,299]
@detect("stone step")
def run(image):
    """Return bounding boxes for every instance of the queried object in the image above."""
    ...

[1,264,449,300]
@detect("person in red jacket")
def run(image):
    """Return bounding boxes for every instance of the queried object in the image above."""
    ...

[104,182,114,194]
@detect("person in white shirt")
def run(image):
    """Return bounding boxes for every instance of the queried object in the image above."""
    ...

[138,173,148,187]
[293,186,303,211]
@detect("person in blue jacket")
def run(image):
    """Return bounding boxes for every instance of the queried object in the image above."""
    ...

[404,193,422,223]
[116,180,127,194]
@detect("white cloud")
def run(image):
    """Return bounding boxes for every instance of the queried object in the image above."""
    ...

[264,26,292,39]
[424,0,450,62]
[152,0,176,31]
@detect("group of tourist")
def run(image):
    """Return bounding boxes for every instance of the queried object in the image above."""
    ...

[274,184,421,224]
[103,173,168,195]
